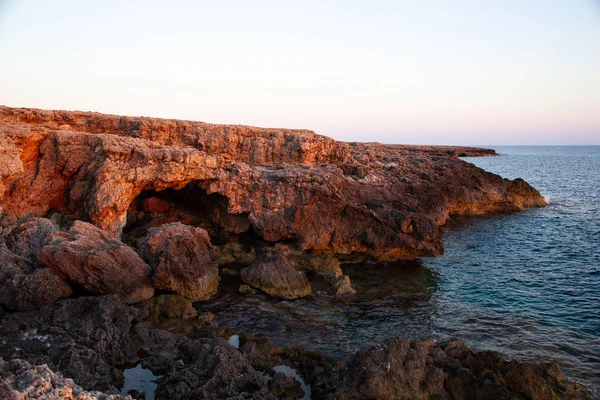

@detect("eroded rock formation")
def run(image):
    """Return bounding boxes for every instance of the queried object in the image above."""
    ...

[0,106,570,399]
[0,106,545,266]
[138,222,219,301]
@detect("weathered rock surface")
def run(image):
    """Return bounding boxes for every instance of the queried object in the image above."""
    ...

[0,295,591,400]
[285,250,356,295]
[310,338,592,400]
[0,238,72,311]
[0,106,571,398]
[38,221,154,303]
[6,217,58,265]
[139,222,219,301]
[0,106,545,264]
[0,358,127,399]
[241,254,312,299]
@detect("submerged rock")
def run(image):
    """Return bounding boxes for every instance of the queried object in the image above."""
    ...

[38,221,154,303]
[139,222,219,301]
[241,255,312,299]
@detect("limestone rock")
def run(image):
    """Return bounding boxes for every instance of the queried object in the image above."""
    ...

[0,106,546,263]
[6,217,58,265]
[284,250,357,295]
[139,222,219,301]
[38,221,154,303]
[0,358,127,400]
[135,294,198,322]
[0,266,73,311]
[241,255,312,299]
[0,239,72,311]
[332,275,357,296]
[311,338,592,400]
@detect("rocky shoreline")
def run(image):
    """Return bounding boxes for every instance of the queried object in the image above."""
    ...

[0,106,590,398]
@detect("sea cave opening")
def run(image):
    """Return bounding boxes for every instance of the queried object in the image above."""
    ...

[122,182,256,249]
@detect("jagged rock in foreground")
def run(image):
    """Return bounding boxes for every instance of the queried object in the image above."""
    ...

[0,295,591,400]
[311,339,591,400]
[0,358,127,400]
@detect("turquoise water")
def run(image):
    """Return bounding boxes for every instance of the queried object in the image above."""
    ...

[204,146,600,395]
[429,146,600,394]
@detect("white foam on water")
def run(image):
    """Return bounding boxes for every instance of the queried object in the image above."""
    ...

[121,364,161,400]
[273,365,311,400]
[228,334,240,349]
[22,329,48,342]
[543,195,551,204]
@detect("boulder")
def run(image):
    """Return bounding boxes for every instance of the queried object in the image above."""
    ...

[0,266,73,312]
[142,197,170,213]
[6,217,58,265]
[136,294,198,322]
[0,239,72,311]
[241,255,311,299]
[139,222,219,301]
[38,221,154,303]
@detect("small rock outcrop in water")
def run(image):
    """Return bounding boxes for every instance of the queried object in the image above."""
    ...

[241,254,312,299]
[0,106,582,398]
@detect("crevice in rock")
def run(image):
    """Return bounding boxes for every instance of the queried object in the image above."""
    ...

[122,182,252,248]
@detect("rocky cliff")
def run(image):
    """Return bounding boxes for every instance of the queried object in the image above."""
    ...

[1,106,579,399]
[0,106,546,304]
[0,106,543,258]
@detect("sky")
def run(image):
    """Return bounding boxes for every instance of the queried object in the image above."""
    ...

[1,0,599,145]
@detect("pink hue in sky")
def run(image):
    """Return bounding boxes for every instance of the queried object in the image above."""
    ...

[0,0,599,145]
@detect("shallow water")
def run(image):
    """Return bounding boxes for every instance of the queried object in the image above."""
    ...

[202,146,600,395]
[121,363,161,400]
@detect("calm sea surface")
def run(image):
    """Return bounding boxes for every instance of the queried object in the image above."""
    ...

[203,146,600,395]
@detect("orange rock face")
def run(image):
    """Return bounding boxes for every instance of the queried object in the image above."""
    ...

[0,106,546,263]
[38,221,154,303]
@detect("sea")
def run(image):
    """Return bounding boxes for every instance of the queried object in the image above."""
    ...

[203,146,600,395]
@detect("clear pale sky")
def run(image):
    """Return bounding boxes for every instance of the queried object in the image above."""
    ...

[1,0,599,145]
